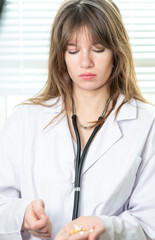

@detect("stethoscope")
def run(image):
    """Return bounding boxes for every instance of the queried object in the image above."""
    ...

[71,97,111,220]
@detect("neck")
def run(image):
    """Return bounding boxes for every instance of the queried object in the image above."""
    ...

[72,88,111,123]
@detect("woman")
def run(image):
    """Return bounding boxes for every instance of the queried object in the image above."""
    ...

[0,0,155,240]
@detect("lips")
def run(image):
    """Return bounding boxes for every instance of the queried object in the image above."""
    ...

[79,73,97,80]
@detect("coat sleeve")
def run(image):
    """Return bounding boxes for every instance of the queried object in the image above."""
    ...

[0,107,29,239]
[98,119,155,240]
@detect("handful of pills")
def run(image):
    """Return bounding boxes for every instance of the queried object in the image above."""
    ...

[69,224,93,235]
[69,224,86,235]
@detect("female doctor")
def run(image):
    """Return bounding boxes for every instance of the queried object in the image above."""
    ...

[0,0,155,240]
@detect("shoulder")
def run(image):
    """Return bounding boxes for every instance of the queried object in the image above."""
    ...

[135,99,155,121]
[114,95,155,140]
[3,97,63,131]
[116,94,155,122]
[21,97,62,114]
[13,97,62,116]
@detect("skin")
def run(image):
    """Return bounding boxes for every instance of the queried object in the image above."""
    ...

[21,199,52,239]
[65,27,113,94]
[22,27,113,239]
[54,216,105,240]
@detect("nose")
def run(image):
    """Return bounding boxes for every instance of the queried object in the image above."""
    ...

[80,51,94,69]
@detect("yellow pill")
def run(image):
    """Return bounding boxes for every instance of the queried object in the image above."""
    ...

[69,230,74,235]
[82,228,86,231]
[74,229,79,233]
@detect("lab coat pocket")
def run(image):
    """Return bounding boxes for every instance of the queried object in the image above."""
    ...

[79,154,142,216]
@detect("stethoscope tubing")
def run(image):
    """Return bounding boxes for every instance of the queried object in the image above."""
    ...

[72,114,102,220]
[71,97,112,220]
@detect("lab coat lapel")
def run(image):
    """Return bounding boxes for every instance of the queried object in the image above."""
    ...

[43,98,75,172]
[53,115,75,161]
[43,97,72,144]
[81,96,137,175]
[81,113,122,175]
[52,114,76,182]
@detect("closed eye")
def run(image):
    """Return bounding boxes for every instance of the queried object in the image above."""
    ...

[92,48,105,53]
[68,51,79,54]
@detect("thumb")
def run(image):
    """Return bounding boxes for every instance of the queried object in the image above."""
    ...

[32,199,46,220]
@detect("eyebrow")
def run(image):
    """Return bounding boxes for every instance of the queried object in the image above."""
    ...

[67,43,77,46]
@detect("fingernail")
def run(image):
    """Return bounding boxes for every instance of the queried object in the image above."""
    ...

[40,214,45,219]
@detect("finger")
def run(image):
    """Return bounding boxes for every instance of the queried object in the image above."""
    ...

[49,222,53,235]
[29,230,51,239]
[34,221,52,234]
[32,199,46,220]
[28,215,50,231]
[29,231,51,238]
[34,226,49,234]
[88,225,105,240]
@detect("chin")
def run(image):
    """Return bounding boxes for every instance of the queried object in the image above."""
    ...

[79,83,107,92]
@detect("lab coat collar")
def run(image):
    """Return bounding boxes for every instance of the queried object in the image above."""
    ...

[115,94,137,121]
[43,95,137,180]
[42,94,137,120]
[43,97,63,114]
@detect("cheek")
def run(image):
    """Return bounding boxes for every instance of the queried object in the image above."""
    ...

[108,61,114,72]
[65,58,78,79]
[66,63,72,77]
[65,56,73,74]
[65,61,74,80]
[104,50,113,68]
[104,56,113,73]
[99,60,113,74]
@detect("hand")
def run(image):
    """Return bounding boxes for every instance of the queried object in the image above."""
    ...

[21,198,52,239]
[55,216,105,240]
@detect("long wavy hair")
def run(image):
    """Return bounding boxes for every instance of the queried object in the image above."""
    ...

[28,0,146,124]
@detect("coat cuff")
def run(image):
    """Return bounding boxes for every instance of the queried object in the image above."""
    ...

[98,212,147,240]
[0,198,30,239]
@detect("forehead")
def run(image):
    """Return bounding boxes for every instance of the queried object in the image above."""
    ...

[67,26,94,44]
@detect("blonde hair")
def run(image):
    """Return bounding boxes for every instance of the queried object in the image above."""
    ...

[28,0,146,122]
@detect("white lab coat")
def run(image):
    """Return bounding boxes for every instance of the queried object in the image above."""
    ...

[0,94,155,240]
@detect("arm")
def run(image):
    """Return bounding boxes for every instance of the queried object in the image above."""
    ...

[0,107,52,239]
[0,108,28,239]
